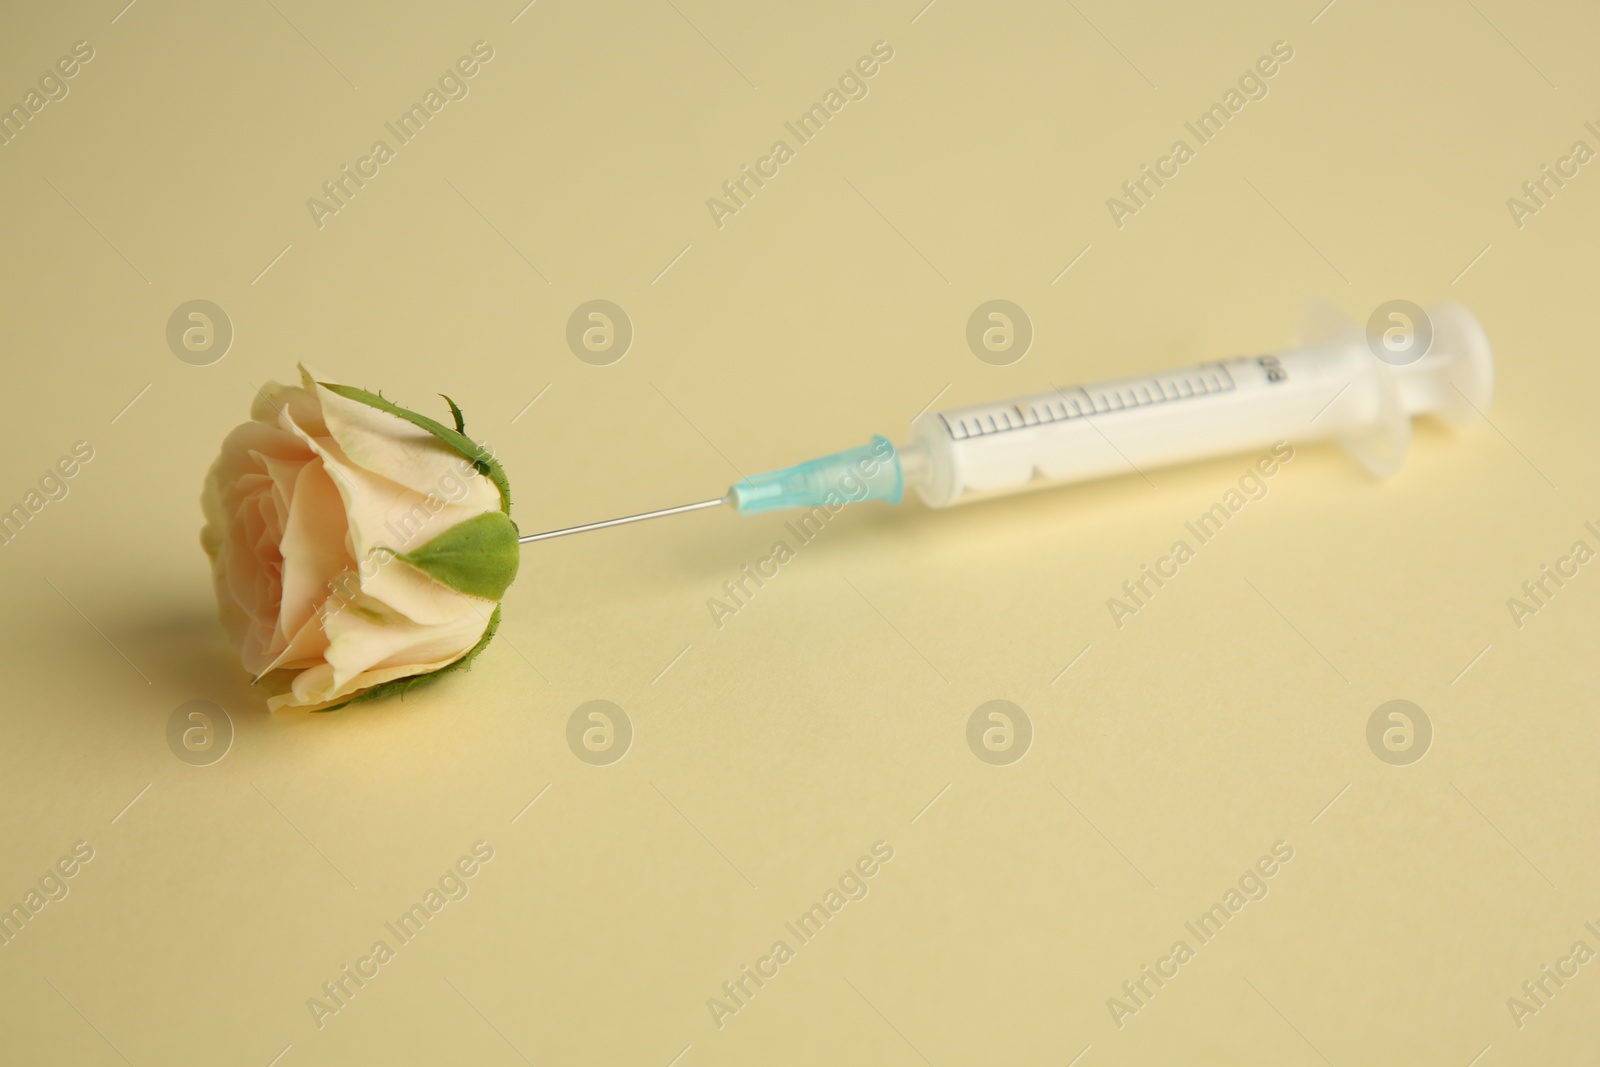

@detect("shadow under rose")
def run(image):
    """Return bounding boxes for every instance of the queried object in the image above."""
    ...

[97,591,269,714]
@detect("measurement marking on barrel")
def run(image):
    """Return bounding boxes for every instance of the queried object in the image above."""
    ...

[940,363,1237,441]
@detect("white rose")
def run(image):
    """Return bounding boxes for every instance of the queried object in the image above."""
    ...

[200,367,519,712]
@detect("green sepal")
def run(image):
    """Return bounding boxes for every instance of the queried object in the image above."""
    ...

[391,510,521,601]
[442,394,466,434]
[319,382,512,515]
[313,606,501,713]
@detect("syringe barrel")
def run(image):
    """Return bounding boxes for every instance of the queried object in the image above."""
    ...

[906,305,1491,508]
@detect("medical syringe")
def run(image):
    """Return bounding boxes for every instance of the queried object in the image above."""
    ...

[518,302,1492,543]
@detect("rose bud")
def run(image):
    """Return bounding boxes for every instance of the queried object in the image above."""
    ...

[200,367,519,712]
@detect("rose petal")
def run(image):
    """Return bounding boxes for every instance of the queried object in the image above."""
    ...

[312,374,500,509]
[274,457,354,644]
[274,413,503,625]
[265,594,491,709]
[257,603,333,676]
[321,591,492,688]
[268,647,477,712]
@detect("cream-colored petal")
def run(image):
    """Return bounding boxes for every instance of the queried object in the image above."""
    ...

[312,377,501,508]
[363,556,495,627]
[316,463,502,630]
[223,483,283,673]
[259,453,307,537]
[208,420,311,486]
[275,394,499,550]
[257,604,333,676]
[254,373,327,437]
[263,595,492,710]
[275,457,353,643]
[269,384,506,625]
[267,647,479,713]
[200,410,321,672]
[201,421,310,574]
[323,445,496,559]
[320,594,492,692]
[282,426,503,623]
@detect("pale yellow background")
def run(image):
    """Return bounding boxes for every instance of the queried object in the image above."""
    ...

[1,0,1596,1063]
